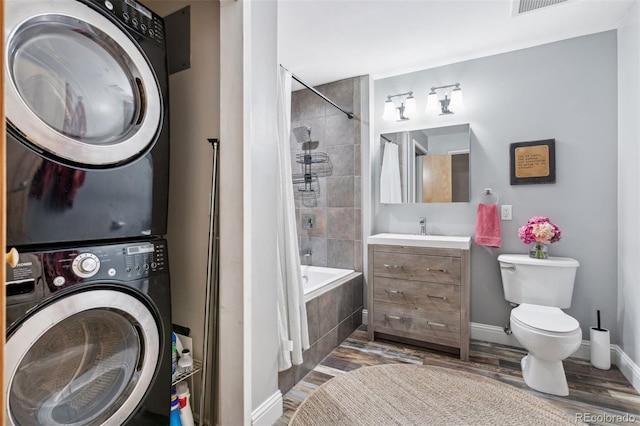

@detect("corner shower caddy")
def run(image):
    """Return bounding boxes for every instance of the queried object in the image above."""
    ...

[292,126,332,207]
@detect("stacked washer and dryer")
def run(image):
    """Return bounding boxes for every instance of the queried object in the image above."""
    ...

[4,0,173,424]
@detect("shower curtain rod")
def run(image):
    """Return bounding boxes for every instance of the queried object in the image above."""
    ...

[284,66,354,119]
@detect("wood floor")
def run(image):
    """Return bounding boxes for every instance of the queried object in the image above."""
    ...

[276,326,640,425]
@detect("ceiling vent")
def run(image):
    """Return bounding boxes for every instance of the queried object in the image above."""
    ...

[512,0,569,15]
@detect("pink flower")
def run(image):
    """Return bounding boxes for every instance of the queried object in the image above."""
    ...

[518,217,561,245]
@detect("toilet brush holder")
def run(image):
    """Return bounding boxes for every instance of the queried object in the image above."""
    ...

[590,327,611,370]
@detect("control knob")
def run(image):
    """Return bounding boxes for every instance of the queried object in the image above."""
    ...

[72,253,101,278]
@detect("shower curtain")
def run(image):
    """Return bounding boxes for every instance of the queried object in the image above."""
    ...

[380,141,402,203]
[276,66,310,371]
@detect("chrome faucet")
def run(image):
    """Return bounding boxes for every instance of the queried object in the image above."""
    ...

[419,217,427,235]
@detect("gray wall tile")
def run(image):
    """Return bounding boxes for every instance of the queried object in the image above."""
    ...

[327,208,355,240]
[354,241,363,272]
[327,176,354,208]
[318,288,339,337]
[319,78,354,117]
[326,114,355,146]
[305,297,320,344]
[327,239,355,269]
[338,279,354,321]
[292,88,327,121]
[326,145,354,177]
[353,275,363,310]
[354,176,361,208]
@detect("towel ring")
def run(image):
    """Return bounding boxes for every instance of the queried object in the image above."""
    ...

[480,188,499,204]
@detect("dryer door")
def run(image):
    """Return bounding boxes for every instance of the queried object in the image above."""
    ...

[4,0,162,168]
[5,288,161,426]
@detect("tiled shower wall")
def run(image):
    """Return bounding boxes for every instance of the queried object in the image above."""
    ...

[291,76,363,271]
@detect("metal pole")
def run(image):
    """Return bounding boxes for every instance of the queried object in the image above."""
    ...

[289,72,354,120]
[199,138,219,425]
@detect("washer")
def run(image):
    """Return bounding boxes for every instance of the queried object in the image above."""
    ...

[5,0,169,247]
[5,239,172,425]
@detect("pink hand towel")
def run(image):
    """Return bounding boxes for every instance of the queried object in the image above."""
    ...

[475,203,501,248]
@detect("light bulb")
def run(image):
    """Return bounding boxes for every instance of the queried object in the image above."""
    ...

[383,99,397,121]
[449,87,465,112]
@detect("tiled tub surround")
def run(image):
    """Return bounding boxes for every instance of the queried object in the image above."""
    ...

[291,76,364,272]
[278,271,363,394]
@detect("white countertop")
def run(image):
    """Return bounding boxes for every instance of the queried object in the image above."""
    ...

[367,233,472,250]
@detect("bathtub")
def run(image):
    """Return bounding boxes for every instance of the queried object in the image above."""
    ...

[301,265,355,301]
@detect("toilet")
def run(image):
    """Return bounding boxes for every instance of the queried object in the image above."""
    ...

[497,254,581,396]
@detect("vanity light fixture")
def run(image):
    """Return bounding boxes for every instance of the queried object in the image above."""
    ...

[383,91,416,121]
[426,83,465,115]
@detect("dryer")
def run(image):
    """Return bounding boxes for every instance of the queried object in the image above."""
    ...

[5,239,172,425]
[5,0,170,247]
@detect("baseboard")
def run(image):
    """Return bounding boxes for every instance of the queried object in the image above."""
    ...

[251,390,283,426]
[470,322,522,350]
[614,345,640,394]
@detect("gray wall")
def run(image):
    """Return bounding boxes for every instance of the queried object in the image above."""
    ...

[618,2,640,369]
[292,77,364,272]
[372,31,618,342]
[141,0,219,419]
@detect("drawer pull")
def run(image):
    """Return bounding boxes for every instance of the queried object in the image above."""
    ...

[383,264,402,270]
[427,321,446,328]
[426,294,447,300]
[385,314,409,322]
[425,267,448,273]
[385,289,404,295]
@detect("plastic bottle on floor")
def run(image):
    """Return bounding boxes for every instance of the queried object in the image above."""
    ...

[176,380,195,426]
[170,389,183,426]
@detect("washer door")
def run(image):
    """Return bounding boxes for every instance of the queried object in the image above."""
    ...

[4,0,162,168]
[5,289,161,426]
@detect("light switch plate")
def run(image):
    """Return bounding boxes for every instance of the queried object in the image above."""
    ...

[501,205,512,220]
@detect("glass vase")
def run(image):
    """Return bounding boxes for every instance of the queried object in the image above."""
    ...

[529,242,549,259]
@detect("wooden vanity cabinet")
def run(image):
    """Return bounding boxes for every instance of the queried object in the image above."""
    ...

[367,244,470,361]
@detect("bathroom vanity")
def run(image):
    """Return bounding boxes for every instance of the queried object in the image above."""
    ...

[367,233,471,360]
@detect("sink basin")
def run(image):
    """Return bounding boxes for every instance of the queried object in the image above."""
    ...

[367,233,471,250]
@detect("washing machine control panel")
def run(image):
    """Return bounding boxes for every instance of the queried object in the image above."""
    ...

[72,253,101,278]
[89,0,165,44]
[41,240,169,291]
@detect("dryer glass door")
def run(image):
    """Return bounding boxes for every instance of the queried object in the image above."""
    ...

[5,289,160,426]
[5,1,162,167]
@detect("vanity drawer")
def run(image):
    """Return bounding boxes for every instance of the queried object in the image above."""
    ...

[373,277,460,311]
[372,301,461,347]
[373,251,461,284]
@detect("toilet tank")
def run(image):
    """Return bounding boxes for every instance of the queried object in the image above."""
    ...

[497,254,579,309]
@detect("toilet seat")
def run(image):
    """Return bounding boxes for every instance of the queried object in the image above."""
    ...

[512,303,580,334]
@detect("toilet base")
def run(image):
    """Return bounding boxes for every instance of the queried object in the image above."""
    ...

[521,354,570,396]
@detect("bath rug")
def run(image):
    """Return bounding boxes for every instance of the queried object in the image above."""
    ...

[289,364,585,425]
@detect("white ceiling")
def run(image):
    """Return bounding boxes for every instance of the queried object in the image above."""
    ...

[278,0,636,87]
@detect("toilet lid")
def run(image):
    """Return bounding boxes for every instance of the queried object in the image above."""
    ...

[512,304,580,333]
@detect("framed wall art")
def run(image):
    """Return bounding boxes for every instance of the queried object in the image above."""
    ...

[510,139,556,185]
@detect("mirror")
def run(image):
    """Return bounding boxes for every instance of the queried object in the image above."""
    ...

[380,123,470,203]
